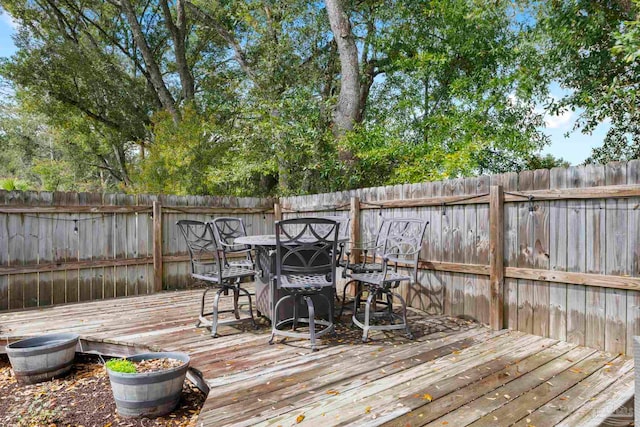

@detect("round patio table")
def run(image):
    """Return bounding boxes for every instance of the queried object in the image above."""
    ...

[235,234,347,320]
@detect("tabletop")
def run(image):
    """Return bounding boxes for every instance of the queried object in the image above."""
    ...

[235,234,348,247]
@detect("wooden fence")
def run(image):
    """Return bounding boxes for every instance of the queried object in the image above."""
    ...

[280,160,640,355]
[0,191,274,311]
[3,161,640,355]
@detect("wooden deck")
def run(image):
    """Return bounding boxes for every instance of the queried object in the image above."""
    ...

[0,289,633,427]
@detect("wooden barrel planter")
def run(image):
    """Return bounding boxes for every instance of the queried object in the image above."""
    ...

[6,333,79,385]
[106,352,190,418]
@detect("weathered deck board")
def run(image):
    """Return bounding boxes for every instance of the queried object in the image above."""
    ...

[0,289,632,427]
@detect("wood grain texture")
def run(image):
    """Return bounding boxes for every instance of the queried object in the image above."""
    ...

[489,185,504,330]
[605,161,628,353]
[549,167,567,341]
[566,166,587,346]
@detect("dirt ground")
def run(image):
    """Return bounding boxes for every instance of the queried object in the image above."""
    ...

[0,354,206,427]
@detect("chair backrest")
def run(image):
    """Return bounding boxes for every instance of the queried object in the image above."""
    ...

[211,217,251,253]
[322,215,350,240]
[367,218,392,262]
[176,220,222,275]
[275,218,339,289]
[381,218,428,281]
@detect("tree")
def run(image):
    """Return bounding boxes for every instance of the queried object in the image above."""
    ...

[536,0,640,163]
[1,0,554,195]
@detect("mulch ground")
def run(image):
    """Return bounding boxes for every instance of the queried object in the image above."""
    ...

[0,354,206,427]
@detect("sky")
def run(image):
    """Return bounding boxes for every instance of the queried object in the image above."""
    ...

[0,9,609,166]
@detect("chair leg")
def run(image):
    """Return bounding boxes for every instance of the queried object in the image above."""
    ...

[305,296,317,351]
[339,280,356,319]
[362,290,376,343]
[237,287,257,329]
[318,291,336,338]
[211,288,225,338]
[269,294,293,345]
[196,287,211,327]
[292,294,299,331]
[233,288,240,320]
[392,290,413,339]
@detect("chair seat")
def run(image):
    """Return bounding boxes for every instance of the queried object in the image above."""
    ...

[280,274,334,290]
[228,259,254,268]
[193,265,256,283]
[348,263,383,274]
[349,271,411,287]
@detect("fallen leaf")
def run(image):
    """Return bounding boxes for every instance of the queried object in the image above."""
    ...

[365,406,372,414]
[422,393,433,401]
[296,414,305,423]
[326,390,340,395]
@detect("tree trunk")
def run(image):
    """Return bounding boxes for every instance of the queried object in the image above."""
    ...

[160,0,195,102]
[120,0,179,121]
[324,0,360,138]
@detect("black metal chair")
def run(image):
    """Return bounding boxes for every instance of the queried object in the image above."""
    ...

[177,220,257,337]
[211,217,254,269]
[269,218,339,351]
[346,218,427,342]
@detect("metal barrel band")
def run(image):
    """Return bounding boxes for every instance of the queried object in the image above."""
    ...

[13,359,75,377]
[114,391,182,409]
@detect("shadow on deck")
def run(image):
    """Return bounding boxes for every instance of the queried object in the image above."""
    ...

[0,288,633,427]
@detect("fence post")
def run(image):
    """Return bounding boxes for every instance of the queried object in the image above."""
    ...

[489,185,504,330]
[152,201,163,292]
[350,196,360,264]
[274,202,282,221]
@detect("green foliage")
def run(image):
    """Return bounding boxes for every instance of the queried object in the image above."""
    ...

[0,0,600,197]
[536,0,640,163]
[0,178,30,191]
[105,358,137,374]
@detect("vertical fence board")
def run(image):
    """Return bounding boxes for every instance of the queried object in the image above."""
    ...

[78,193,93,302]
[626,159,640,355]
[605,162,628,353]
[566,166,586,346]
[585,164,606,349]
[476,175,491,324]
[517,170,535,334]
[0,191,8,310]
[51,192,67,304]
[103,194,116,299]
[549,167,567,341]
[532,169,550,338]
[37,192,53,307]
[65,192,80,304]
[463,177,478,322]
[21,192,39,308]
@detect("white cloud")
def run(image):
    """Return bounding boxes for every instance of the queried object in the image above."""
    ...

[0,9,18,30]
[544,108,573,129]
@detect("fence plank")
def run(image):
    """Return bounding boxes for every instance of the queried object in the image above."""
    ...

[585,164,606,350]
[463,177,478,322]
[489,185,504,330]
[626,159,640,355]
[549,167,567,341]
[566,166,586,346]
[476,175,491,325]
[517,170,535,334]
[0,191,8,310]
[605,162,628,353]
[532,169,550,338]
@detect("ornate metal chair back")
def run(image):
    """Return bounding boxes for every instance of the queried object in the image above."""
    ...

[381,218,428,283]
[176,220,222,277]
[274,218,339,289]
[211,217,253,266]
